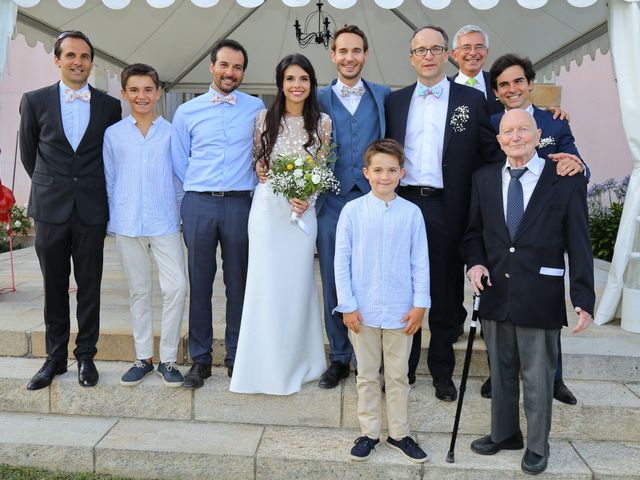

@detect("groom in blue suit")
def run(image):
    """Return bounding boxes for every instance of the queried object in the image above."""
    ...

[316,25,391,388]
[484,53,588,405]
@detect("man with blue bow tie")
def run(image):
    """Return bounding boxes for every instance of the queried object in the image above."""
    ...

[19,31,122,390]
[385,25,503,402]
[315,25,391,389]
[171,39,264,389]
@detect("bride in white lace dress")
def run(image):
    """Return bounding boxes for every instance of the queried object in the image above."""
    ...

[230,54,331,395]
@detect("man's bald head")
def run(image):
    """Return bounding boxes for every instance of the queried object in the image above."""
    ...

[497,109,541,166]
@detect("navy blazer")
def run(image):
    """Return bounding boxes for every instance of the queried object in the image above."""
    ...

[385,80,504,242]
[19,82,122,225]
[491,105,590,180]
[461,159,595,329]
[451,71,502,115]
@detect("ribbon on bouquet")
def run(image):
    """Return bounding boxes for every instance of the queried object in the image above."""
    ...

[290,211,310,236]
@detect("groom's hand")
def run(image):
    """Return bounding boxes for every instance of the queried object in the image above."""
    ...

[402,307,426,335]
[255,159,268,183]
[344,310,364,333]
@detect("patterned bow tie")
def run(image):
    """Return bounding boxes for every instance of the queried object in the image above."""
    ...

[340,85,365,97]
[64,89,91,103]
[212,94,237,106]
[417,84,443,98]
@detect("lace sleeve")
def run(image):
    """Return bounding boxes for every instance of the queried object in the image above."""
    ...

[317,113,333,163]
[252,109,267,167]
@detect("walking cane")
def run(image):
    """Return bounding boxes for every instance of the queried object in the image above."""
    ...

[446,276,486,463]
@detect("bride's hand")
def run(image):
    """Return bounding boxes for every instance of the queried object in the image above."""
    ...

[290,198,308,217]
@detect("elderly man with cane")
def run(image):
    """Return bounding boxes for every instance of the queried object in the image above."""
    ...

[460,109,594,475]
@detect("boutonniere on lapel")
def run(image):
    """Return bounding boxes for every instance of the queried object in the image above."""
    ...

[538,136,556,149]
[450,105,470,133]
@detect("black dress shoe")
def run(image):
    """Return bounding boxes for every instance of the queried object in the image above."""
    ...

[480,376,492,399]
[553,380,577,405]
[78,359,99,387]
[521,448,547,475]
[27,359,67,391]
[433,378,457,402]
[318,361,349,389]
[183,362,211,389]
[408,373,416,385]
[470,431,524,455]
[227,365,233,378]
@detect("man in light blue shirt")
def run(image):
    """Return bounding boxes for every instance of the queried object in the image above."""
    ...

[335,139,430,463]
[104,63,187,388]
[171,39,264,389]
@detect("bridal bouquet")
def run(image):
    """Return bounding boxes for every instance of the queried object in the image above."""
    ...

[267,148,340,202]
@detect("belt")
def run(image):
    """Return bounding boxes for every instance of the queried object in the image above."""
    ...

[398,185,444,197]
[198,190,251,197]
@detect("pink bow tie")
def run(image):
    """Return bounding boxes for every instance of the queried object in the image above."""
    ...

[212,94,237,106]
[64,89,91,103]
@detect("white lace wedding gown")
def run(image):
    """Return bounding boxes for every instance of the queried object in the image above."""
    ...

[230,110,330,395]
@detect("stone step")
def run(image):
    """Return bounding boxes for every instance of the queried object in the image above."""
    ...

[2,357,639,443]
[1,411,639,479]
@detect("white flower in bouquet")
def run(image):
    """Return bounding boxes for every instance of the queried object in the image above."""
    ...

[311,174,321,185]
[294,157,304,167]
[293,168,303,178]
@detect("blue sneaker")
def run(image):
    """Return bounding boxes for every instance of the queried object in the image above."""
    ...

[350,436,379,461]
[157,362,184,387]
[386,436,428,463]
[120,359,154,386]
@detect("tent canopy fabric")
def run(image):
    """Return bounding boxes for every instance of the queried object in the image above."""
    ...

[11,0,608,90]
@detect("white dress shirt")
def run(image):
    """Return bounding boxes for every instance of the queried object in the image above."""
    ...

[501,151,545,220]
[455,70,487,98]
[332,78,365,115]
[334,192,430,329]
[59,81,90,151]
[402,77,450,187]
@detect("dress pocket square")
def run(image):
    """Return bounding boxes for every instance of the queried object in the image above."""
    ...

[539,267,564,276]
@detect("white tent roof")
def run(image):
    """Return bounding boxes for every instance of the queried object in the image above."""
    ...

[13,0,608,91]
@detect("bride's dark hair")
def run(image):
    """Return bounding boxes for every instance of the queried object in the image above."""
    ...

[258,53,323,166]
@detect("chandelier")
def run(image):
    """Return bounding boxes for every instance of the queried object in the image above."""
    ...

[293,2,336,49]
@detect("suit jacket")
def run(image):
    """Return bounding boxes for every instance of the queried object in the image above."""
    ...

[461,159,595,329]
[451,71,502,115]
[317,79,390,192]
[491,105,590,179]
[385,80,504,242]
[19,82,122,225]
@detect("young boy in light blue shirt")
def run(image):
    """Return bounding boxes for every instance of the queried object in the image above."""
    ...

[104,63,187,387]
[334,138,430,462]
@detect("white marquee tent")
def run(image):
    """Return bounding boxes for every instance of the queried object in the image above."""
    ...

[0,0,638,327]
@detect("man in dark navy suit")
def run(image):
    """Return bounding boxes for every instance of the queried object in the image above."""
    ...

[462,109,594,474]
[19,31,122,390]
[483,52,588,405]
[385,25,504,401]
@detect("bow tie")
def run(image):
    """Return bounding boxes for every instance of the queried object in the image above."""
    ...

[212,94,236,106]
[64,89,91,103]
[417,84,443,98]
[340,85,365,97]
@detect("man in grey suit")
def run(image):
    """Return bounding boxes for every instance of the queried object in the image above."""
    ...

[462,109,594,475]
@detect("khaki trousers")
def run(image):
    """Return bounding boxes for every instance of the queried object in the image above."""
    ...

[349,325,412,440]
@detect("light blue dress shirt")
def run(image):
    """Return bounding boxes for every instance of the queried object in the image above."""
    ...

[103,115,181,237]
[59,81,90,151]
[334,192,431,329]
[171,87,265,192]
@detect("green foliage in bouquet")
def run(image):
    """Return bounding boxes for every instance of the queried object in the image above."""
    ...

[267,147,340,201]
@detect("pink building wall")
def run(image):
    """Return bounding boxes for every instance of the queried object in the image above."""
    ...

[554,51,633,185]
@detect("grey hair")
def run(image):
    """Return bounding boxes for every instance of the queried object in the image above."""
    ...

[452,25,489,50]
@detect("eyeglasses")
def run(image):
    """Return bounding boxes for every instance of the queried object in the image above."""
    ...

[410,46,447,57]
[456,44,487,54]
